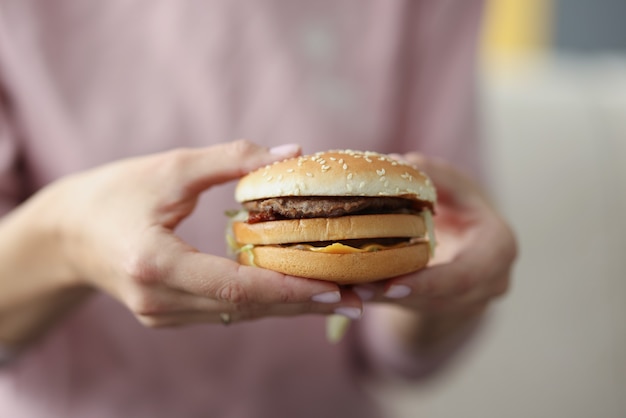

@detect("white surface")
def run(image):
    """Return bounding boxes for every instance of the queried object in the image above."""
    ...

[374,55,626,418]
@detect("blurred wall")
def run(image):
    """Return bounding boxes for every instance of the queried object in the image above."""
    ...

[554,0,626,53]
[482,0,626,64]
[482,0,551,66]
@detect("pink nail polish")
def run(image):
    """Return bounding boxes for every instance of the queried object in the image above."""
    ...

[269,144,300,157]
[385,284,412,299]
[312,291,341,304]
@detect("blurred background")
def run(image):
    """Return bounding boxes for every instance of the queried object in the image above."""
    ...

[373,0,626,417]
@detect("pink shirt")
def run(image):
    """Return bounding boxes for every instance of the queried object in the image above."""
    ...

[0,1,484,417]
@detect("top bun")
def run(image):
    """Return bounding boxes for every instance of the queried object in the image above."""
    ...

[236,150,436,203]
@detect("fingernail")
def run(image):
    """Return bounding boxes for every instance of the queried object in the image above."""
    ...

[270,144,300,157]
[353,286,374,301]
[389,153,408,163]
[385,284,412,299]
[334,307,362,320]
[312,291,341,304]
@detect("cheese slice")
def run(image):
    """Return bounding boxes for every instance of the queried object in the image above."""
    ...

[292,241,413,254]
[304,242,385,253]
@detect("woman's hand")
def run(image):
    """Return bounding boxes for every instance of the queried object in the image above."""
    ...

[35,140,360,329]
[355,154,517,348]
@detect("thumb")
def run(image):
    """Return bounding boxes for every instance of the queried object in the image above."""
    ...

[181,140,301,191]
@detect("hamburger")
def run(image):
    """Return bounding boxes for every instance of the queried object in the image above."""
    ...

[229,150,436,284]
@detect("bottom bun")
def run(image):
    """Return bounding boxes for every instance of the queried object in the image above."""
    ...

[237,243,429,284]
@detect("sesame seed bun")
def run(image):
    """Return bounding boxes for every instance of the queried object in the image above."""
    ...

[235,150,436,203]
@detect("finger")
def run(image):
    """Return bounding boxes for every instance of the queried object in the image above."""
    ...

[125,284,361,318]
[354,270,507,316]
[402,275,509,315]
[169,140,301,193]
[134,292,363,328]
[123,285,235,317]
[164,251,344,305]
[387,251,494,299]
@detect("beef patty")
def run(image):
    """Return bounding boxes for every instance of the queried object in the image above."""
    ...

[243,196,420,223]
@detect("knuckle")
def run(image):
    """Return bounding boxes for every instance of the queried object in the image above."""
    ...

[123,247,170,286]
[275,285,296,304]
[229,139,257,157]
[152,148,190,178]
[216,281,250,305]
[150,148,196,190]
[123,254,161,286]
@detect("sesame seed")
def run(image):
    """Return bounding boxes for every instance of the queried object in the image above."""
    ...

[338,159,344,164]
[364,157,372,163]
[379,176,386,182]
[321,165,330,172]
[359,182,365,189]
[376,169,385,176]
[347,173,353,180]
[277,174,283,181]
[329,157,336,161]
[266,175,273,181]
[306,172,313,177]
[342,163,348,170]
[286,168,294,173]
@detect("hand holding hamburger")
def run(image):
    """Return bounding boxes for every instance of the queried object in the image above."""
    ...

[228,148,516,346]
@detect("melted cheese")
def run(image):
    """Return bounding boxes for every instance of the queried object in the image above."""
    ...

[291,241,410,253]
